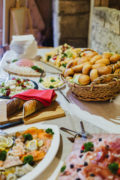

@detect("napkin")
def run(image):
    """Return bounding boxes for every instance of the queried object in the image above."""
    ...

[11,89,56,106]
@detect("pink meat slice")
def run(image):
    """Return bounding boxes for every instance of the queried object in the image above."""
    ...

[16,59,34,67]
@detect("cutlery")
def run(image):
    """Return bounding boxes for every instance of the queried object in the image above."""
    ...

[80,121,93,139]
[0,118,24,129]
[57,87,70,103]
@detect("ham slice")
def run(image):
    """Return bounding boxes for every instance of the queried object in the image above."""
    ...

[16,59,34,67]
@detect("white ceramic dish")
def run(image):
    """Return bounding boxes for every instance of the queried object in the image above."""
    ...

[39,74,65,90]
[4,123,60,180]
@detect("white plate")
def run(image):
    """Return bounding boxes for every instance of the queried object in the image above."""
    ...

[39,74,65,90]
[5,123,60,180]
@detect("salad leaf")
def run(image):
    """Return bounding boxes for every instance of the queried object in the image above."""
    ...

[12,59,18,63]
[61,64,67,68]
[60,165,66,172]
[50,79,56,82]
[47,55,51,61]
[45,128,54,135]
[0,150,7,161]
[23,155,34,165]
[39,78,43,83]
[108,162,119,174]
[31,66,44,73]
[49,85,54,89]
[84,142,94,152]
[23,133,33,141]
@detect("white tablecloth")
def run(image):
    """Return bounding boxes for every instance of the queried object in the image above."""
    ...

[0,48,120,180]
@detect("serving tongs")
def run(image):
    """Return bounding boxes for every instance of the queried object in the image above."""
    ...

[60,121,92,142]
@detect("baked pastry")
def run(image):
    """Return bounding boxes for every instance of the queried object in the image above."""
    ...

[7,98,25,116]
[23,94,57,117]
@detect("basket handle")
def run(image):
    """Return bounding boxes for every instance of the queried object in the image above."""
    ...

[91,74,120,85]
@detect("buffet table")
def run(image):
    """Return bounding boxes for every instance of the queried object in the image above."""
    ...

[0,48,120,180]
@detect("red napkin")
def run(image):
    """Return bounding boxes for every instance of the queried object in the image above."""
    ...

[11,89,56,106]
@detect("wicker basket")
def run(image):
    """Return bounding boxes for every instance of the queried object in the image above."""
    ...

[61,48,120,101]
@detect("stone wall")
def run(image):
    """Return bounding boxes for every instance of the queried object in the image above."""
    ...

[53,0,90,47]
[90,7,120,53]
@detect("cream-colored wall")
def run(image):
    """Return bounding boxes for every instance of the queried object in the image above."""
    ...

[2,0,26,46]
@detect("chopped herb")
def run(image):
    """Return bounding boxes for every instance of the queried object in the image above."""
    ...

[23,155,34,165]
[50,79,56,82]
[1,82,4,87]
[45,128,54,135]
[39,78,43,83]
[47,55,51,61]
[0,150,7,161]
[49,85,54,89]
[12,59,18,63]
[31,66,44,73]
[108,162,119,174]
[63,53,67,58]
[23,133,33,141]
[84,142,94,152]
[62,64,67,68]
[60,165,66,172]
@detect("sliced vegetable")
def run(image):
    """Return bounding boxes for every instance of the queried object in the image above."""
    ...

[0,150,7,161]
[23,155,34,165]
[23,133,33,141]
[45,128,54,135]
[61,64,67,68]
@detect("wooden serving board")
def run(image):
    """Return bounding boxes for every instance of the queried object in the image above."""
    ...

[0,101,65,125]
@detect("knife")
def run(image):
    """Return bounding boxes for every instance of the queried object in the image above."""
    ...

[0,118,24,129]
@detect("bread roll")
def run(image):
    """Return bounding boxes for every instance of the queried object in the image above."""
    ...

[23,95,57,117]
[82,63,92,75]
[95,58,110,65]
[72,64,83,73]
[92,63,105,69]
[78,56,90,64]
[66,59,78,68]
[64,68,74,77]
[90,55,102,64]
[90,69,98,82]
[102,52,112,59]
[114,68,120,75]
[7,98,25,117]
[97,66,112,75]
[78,74,90,85]
[85,51,98,58]
[110,54,120,63]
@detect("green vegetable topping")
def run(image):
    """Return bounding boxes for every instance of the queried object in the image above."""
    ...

[46,128,54,135]
[108,162,119,174]
[49,85,54,89]
[39,78,43,83]
[1,82,4,87]
[50,79,56,82]
[23,133,33,141]
[0,150,7,161]
[60,165,66,172]
[62,64,67,68]
[12,59,18,63]
[23,155,34,165]
[84,142,94,152]
[47,55,51,61]
[31,66,44,73]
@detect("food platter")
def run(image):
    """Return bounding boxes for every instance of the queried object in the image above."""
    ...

[2,123,60,180]
[0,78,38,99]
[39,75,65,90]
